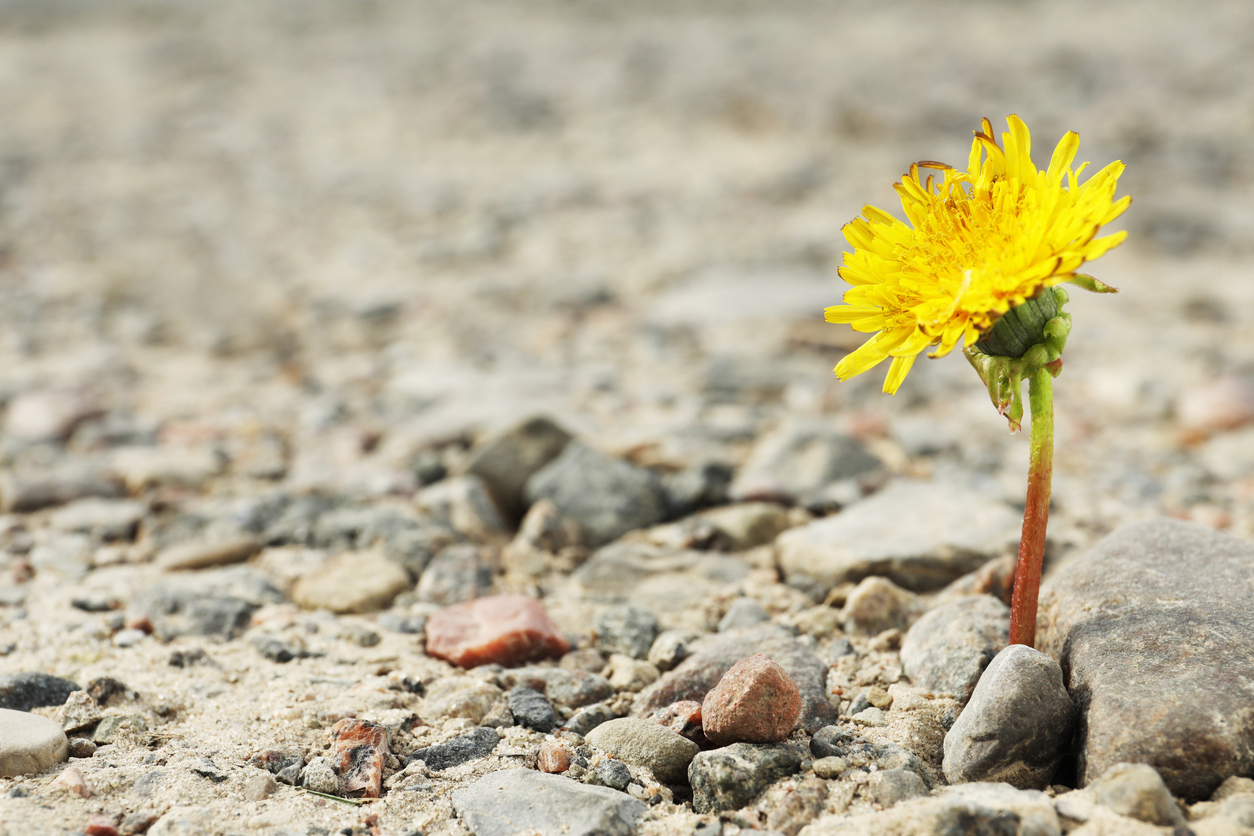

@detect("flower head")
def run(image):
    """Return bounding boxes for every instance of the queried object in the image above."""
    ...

[827,115,1130,393]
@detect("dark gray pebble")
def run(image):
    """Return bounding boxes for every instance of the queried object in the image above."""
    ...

[0,672,81,711]
[567,704,616,737]
[589,759,633,792]
[689,743,802,814]
[594,604,660,660]
[407,727,500,771]
[508,687,557,733]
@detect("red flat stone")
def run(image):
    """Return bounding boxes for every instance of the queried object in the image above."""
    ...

[700,653,801,746]
[425,594,571,668]
[331,718,389,799]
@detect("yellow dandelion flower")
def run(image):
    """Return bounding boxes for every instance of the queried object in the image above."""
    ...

[826,115,1130,394]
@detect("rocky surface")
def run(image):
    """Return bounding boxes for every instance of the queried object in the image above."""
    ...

[1037,518,1254,800]
[2,1,1254,835]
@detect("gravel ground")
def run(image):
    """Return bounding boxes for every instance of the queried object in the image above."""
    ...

[2,1,1254,835]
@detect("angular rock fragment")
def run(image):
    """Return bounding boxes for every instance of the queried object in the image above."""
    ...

[0,673,81,712]
[290,549,411,613]
[700,654,801,746]
[688,743,802,814]
[943,644,1075,789]
[635,625,834,733]
[594,604,661,660]
[331,718,389,798]
[465,416,573,521]
[507,686,557,733]
[415,543,495,605]
[426,594,571,668]
[407,727,499,771]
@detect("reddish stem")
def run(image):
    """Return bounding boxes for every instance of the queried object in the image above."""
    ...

[1009,367,1054,648]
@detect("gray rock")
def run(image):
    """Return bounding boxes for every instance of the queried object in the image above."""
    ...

[776,479,1022,591]
[507,686,556,733]
[728,421,881,505]
[500,667,614,709]
[589,759,633,792]
[0,467,126,513]
[93,713,148,744]
[156,536,263,571]
[636,625,835,733]
[1037,518,1254,800]
[841,576,923,635]
[415,544,495,605]
[868,768,930,808]
[585,717,699,784]
[416,474,510,542]
[936,784,1060,836]
[382,524,457,580]
[901,595,1009,703]
[595,604,661,659]
[131,566,284,640]
[0,708,68,777]
[567,703,616,737]
[0,673,81,711]
[718,597,770,631]
[647,630,695,672]
[943,645,1076,789]
[48,498,146,541]
[525,443,669,548]
[301,756,340,795]
[688,743,802,814]
[660,462,733,518]
[452,769,647,836]
[574,541,751,612]
[407,727,500,771]
[1087,762,1186,827]
[466,415,573,521]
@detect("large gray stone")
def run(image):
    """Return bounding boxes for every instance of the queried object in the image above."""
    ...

[776,479,1022,592]
[1037,518,1254,800]
[944,645,1076,789]
[901,595,1008,703]
[634,625,835,733]
[451,769,647,836]
[0,673,80,712]
[525,443,668,548]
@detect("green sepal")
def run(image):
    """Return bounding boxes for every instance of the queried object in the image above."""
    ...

[964,287,1072,433]
[1066,273,1119,294]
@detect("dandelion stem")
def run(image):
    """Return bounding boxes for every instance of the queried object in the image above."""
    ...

[1009,366,1054,648]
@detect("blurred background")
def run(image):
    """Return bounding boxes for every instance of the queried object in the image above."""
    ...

[1,0,1252,538]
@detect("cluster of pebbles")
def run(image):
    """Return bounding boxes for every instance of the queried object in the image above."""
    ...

[4,1,1254,835]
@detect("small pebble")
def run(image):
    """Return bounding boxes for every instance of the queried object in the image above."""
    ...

[406,727,499,771]
[156,537,263,571]
[648,700,705,745]
[301,756,340,795]
[841,576,921,635]
[425,594,571,668]
[112,629,147,648]
[1088,762,1186,827]
[851,707,887,727]
[291,550,411,614]
[243,772,278,801]
[83,812,122,836]
[507,687,557,733]
[812,756,847,779]
[646,631,693,672]
[701,654,802,745]
[604,654,660,692]
[67,738,97,759]
[52,765,93,796]
[537,741,571,774]
[589,759,633,792]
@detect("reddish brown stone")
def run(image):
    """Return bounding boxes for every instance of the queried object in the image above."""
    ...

[649,700,707,746]
[425,594,571,668]
[536,740,571,773]
[700,654,801,746]
[84,813,121,836]
[331,718,389,799]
